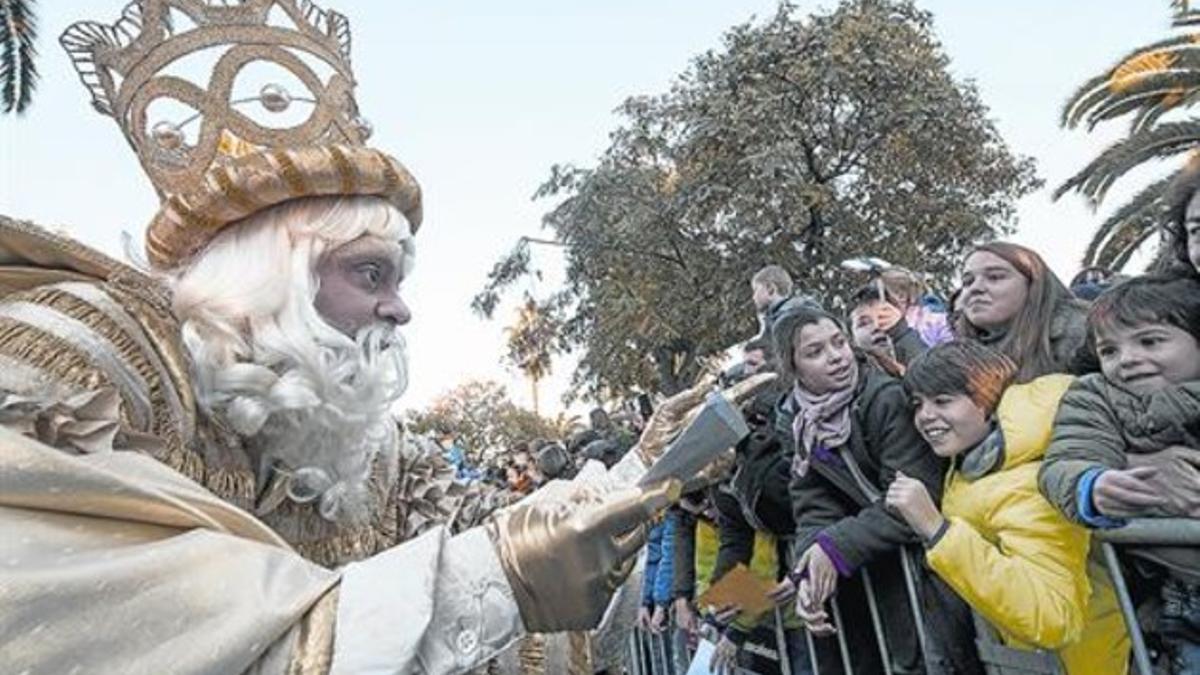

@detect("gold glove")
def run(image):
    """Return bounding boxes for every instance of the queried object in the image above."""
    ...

[634,372,778,466]
[486,479,681,632]
[682,448,737,494]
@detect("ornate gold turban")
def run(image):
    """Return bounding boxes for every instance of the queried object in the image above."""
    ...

[61,0,423,269]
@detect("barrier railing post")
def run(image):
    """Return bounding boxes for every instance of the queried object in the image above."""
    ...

[652,624,662,672]
[860,567,895,675]
[671,621,690,675]
[829,594,854,673]
[637,627,652,675]
[898,547,933,669]
[804,624,820,675]
[656,629,673,675]
[774,605,793,675]
[1100,542,1154,675]
[628,630,644,675]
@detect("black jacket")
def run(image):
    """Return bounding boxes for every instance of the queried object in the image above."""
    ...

[779,367,946,570]
[709,413,796,584]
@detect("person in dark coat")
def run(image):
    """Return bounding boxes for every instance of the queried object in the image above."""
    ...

[848,283,928,371]
[769,305,981,675]
[707,375,814,674]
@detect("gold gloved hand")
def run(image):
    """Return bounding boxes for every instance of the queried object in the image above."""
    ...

[634,371,778,467]
[486,479,681,632]
[633,376,715,466]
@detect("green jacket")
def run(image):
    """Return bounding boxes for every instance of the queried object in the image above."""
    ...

[1039,373,1200,581]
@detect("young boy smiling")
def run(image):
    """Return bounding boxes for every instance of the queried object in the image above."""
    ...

[1041,274,1200,673]
[886,341,1128,674]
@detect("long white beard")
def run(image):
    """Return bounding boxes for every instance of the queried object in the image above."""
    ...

[197,324,409,525]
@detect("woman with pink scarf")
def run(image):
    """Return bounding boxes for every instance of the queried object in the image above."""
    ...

[766,306,981,674]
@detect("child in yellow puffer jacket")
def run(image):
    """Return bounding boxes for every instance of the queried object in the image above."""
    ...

[886,340,1130,674]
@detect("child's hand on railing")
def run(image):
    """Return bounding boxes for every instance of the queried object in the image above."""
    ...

[1129,446,1200,517]
[795,578,836,636]
[1093,466,1168,519]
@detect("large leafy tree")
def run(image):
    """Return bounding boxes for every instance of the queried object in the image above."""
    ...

[1057,1,1200,269]
[0,0,38,114]
[474,0,1039,401]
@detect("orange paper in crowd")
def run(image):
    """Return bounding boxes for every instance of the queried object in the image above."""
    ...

[697,563,775,624]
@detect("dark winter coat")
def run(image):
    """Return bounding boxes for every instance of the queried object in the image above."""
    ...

[778,368,945,568]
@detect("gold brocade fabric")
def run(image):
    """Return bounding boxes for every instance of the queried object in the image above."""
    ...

[0,427,340,675]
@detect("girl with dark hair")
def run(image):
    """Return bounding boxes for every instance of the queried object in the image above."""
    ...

[768,306,980,674]
[888,341,1129,674]
[958,242,1090,382]
[1041,274,1200,673]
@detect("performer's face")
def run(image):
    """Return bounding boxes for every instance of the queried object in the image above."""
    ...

[314,234,411,336]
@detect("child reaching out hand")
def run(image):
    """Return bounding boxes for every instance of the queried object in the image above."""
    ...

[1041,274,1200,673]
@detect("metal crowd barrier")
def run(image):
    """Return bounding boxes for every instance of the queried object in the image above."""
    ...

[626,615,785,675]
[1094,517,1200,675]
[625,515,1200,675]
[623,543,1074,675]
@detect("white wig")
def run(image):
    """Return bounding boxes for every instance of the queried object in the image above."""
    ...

[172,195,415,524]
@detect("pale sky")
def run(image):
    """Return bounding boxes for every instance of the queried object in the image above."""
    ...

[0,2,1173,416]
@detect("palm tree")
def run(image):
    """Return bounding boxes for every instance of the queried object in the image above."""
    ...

[1,0,39,114]
[1056,1,1200,269]
[504,299,554,415]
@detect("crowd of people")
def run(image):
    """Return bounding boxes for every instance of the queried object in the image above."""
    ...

[625,166,1200,675]
[430,406,644,496]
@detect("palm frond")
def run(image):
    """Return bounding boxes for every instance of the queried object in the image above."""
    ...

[1055,118,1200,203]
[1088,90,1177,132]
[1061,72,1118,127]
[1132,97,1175,134]
[1078,52,1200,130]
[1109,224,1160,270]
[1082,61,1200,127]
[1083,171,1176,264]
[1094,211,1162,270]
[1062,34,1199,127]
[1131,78,1200,134]
[0,0,38,114]
[1174,5,1200,27]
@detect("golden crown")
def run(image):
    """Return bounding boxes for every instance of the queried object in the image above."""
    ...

[61,0,422,268]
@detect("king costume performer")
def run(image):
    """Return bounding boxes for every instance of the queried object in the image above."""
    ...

[0,1,772,673]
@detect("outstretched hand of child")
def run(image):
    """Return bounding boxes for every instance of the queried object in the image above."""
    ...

[885,471,945,541]
[1129,446,1200,517]
[1093,466,1168,518]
